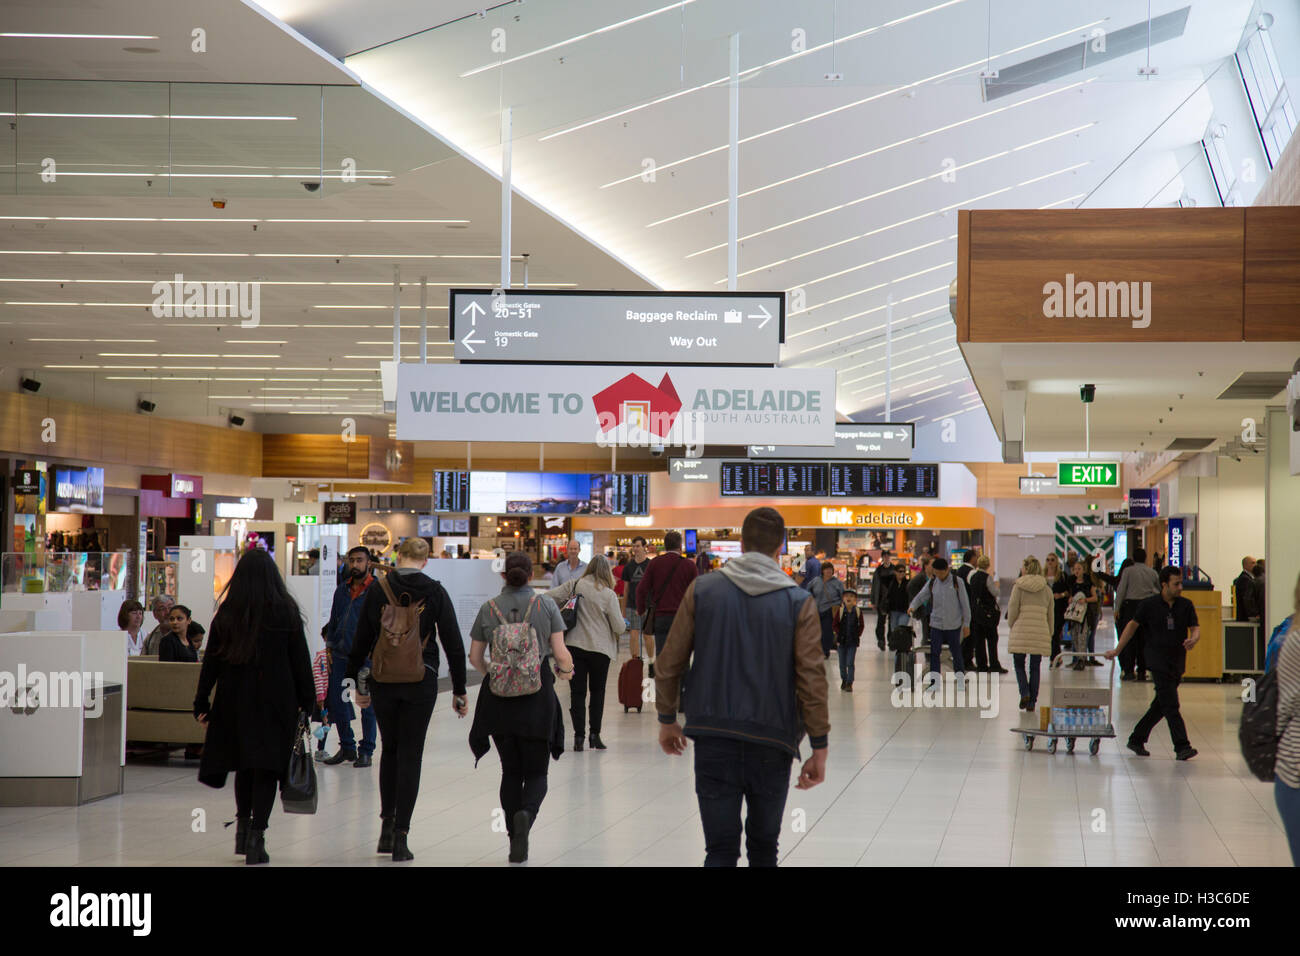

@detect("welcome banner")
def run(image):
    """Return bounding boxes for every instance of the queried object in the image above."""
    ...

[396,364,837,446]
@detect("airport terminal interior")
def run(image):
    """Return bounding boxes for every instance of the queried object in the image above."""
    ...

[2,0,1300,876]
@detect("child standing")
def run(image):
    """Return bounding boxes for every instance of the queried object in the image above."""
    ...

[835,590,866,691]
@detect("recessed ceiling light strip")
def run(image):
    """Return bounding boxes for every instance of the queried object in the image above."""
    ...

[692,127,1092,259]
[544,1,981,143]
[643,84,1093,222]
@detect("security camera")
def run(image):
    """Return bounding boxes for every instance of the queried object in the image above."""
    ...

[1080,383,1096,403]
[301,181,321,193]
[649,443,665,458]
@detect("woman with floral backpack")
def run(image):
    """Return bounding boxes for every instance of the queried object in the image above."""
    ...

[468,551,573,864]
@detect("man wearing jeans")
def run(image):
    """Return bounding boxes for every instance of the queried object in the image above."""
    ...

[323,546,379,767]
[908,557,970,677]
[655,507,829,867]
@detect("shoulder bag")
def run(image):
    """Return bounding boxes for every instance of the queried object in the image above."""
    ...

[280,712,318,814]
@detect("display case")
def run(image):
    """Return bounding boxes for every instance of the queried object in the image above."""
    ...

[1,552,132,593]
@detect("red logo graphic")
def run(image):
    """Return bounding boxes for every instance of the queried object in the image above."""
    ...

[591,373,682,439]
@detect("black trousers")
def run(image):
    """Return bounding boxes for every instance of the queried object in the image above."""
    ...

[874,609,886,648]
[1117,600,1147,676]
[370,682,437,830]
[568,645,611,737]
[493,734,551,833]
[234,769,278,830]
[1131,653,1189,750]
[961,621,1000,669]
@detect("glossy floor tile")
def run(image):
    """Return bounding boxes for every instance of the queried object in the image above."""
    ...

[0,614,1291,866]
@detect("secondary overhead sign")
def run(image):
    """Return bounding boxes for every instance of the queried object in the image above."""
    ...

[747,424,914,461]
[1018,476,1085,496]
[1057,460,1120,487]
[449,289,784,365]
[396,363,836,446]
[668,459,721,483]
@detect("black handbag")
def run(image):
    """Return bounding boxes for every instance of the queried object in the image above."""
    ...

[559,582,581,633]
[280,713,318,815]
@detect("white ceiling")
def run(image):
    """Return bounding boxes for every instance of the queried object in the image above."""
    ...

[2,0,1284,460]
[305,0,1255,431]
[963,341,1296,454]
[0,0,653,420]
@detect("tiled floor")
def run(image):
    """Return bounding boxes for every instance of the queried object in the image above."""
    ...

[1,613,1290,866]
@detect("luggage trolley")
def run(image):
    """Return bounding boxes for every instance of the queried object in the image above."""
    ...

[1011,651,1116,755]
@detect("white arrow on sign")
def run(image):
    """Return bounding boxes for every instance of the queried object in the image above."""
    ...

[461,300,485,326]
[750,446,763,455]
[915,511,925,525]
[460,327,485,354]
[673,460,683,470]
[747,304,772,328]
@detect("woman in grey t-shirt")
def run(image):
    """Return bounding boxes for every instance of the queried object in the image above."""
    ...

[468,552,572,865]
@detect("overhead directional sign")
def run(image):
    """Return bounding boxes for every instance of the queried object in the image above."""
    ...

[669,458,721,483]
[1057,460,1120,487]
[1019,476,1085,496]
[747,424,914,461]
[449,289,784,364]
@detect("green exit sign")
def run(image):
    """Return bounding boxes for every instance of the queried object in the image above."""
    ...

[296,515,318,525]
[1058,461,1119,487]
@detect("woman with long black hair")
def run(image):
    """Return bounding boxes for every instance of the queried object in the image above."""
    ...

[193,548,315,865]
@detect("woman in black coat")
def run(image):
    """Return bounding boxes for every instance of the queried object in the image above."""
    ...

[194,549,314,865]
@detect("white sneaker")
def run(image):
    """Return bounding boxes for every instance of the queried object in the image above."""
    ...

[313,749,327,763]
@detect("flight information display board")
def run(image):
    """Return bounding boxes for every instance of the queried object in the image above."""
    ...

[720,462,829,497]
[433,471,648,515]
[829,463,939,498]
[433,471,470,513]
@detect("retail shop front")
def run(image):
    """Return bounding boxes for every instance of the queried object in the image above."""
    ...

[576,504,992,593]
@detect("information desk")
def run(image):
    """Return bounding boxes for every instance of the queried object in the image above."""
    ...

[1182,589,1224,681]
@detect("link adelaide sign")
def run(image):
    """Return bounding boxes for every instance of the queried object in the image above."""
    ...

[396,364,836,445]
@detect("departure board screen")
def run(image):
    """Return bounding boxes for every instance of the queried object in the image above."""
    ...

[720,462,829,497]
[828,463,939,498]
[432,470,470,512]
[435,471,648,514]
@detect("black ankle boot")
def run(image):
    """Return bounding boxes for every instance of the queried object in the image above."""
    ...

[234,817,249,856]
[245,828,269,865]
[392,828,413,862]
[573,734,584,752]
[377,817,395,854]
[589,733,606,750]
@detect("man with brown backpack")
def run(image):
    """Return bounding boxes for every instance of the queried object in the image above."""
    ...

[349,537,468,862]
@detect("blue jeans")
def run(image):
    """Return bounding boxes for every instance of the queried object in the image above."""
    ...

[928,626,965,674]
[326,651,377,756]
[837,644,857,684]
[1013,653,1042,704]
[1276,779,1300,867]
[693,736,793,867]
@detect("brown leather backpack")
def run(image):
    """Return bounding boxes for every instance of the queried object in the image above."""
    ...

[371,571,428,683]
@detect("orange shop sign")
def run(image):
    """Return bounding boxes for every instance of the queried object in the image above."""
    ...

[782,505,988,529]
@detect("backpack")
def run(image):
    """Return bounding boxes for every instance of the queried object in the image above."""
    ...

[370,572,429,684]
[487,596,543,697]
[1239,666,1279,781]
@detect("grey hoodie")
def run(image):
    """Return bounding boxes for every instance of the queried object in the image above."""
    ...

[718,551,800,596]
